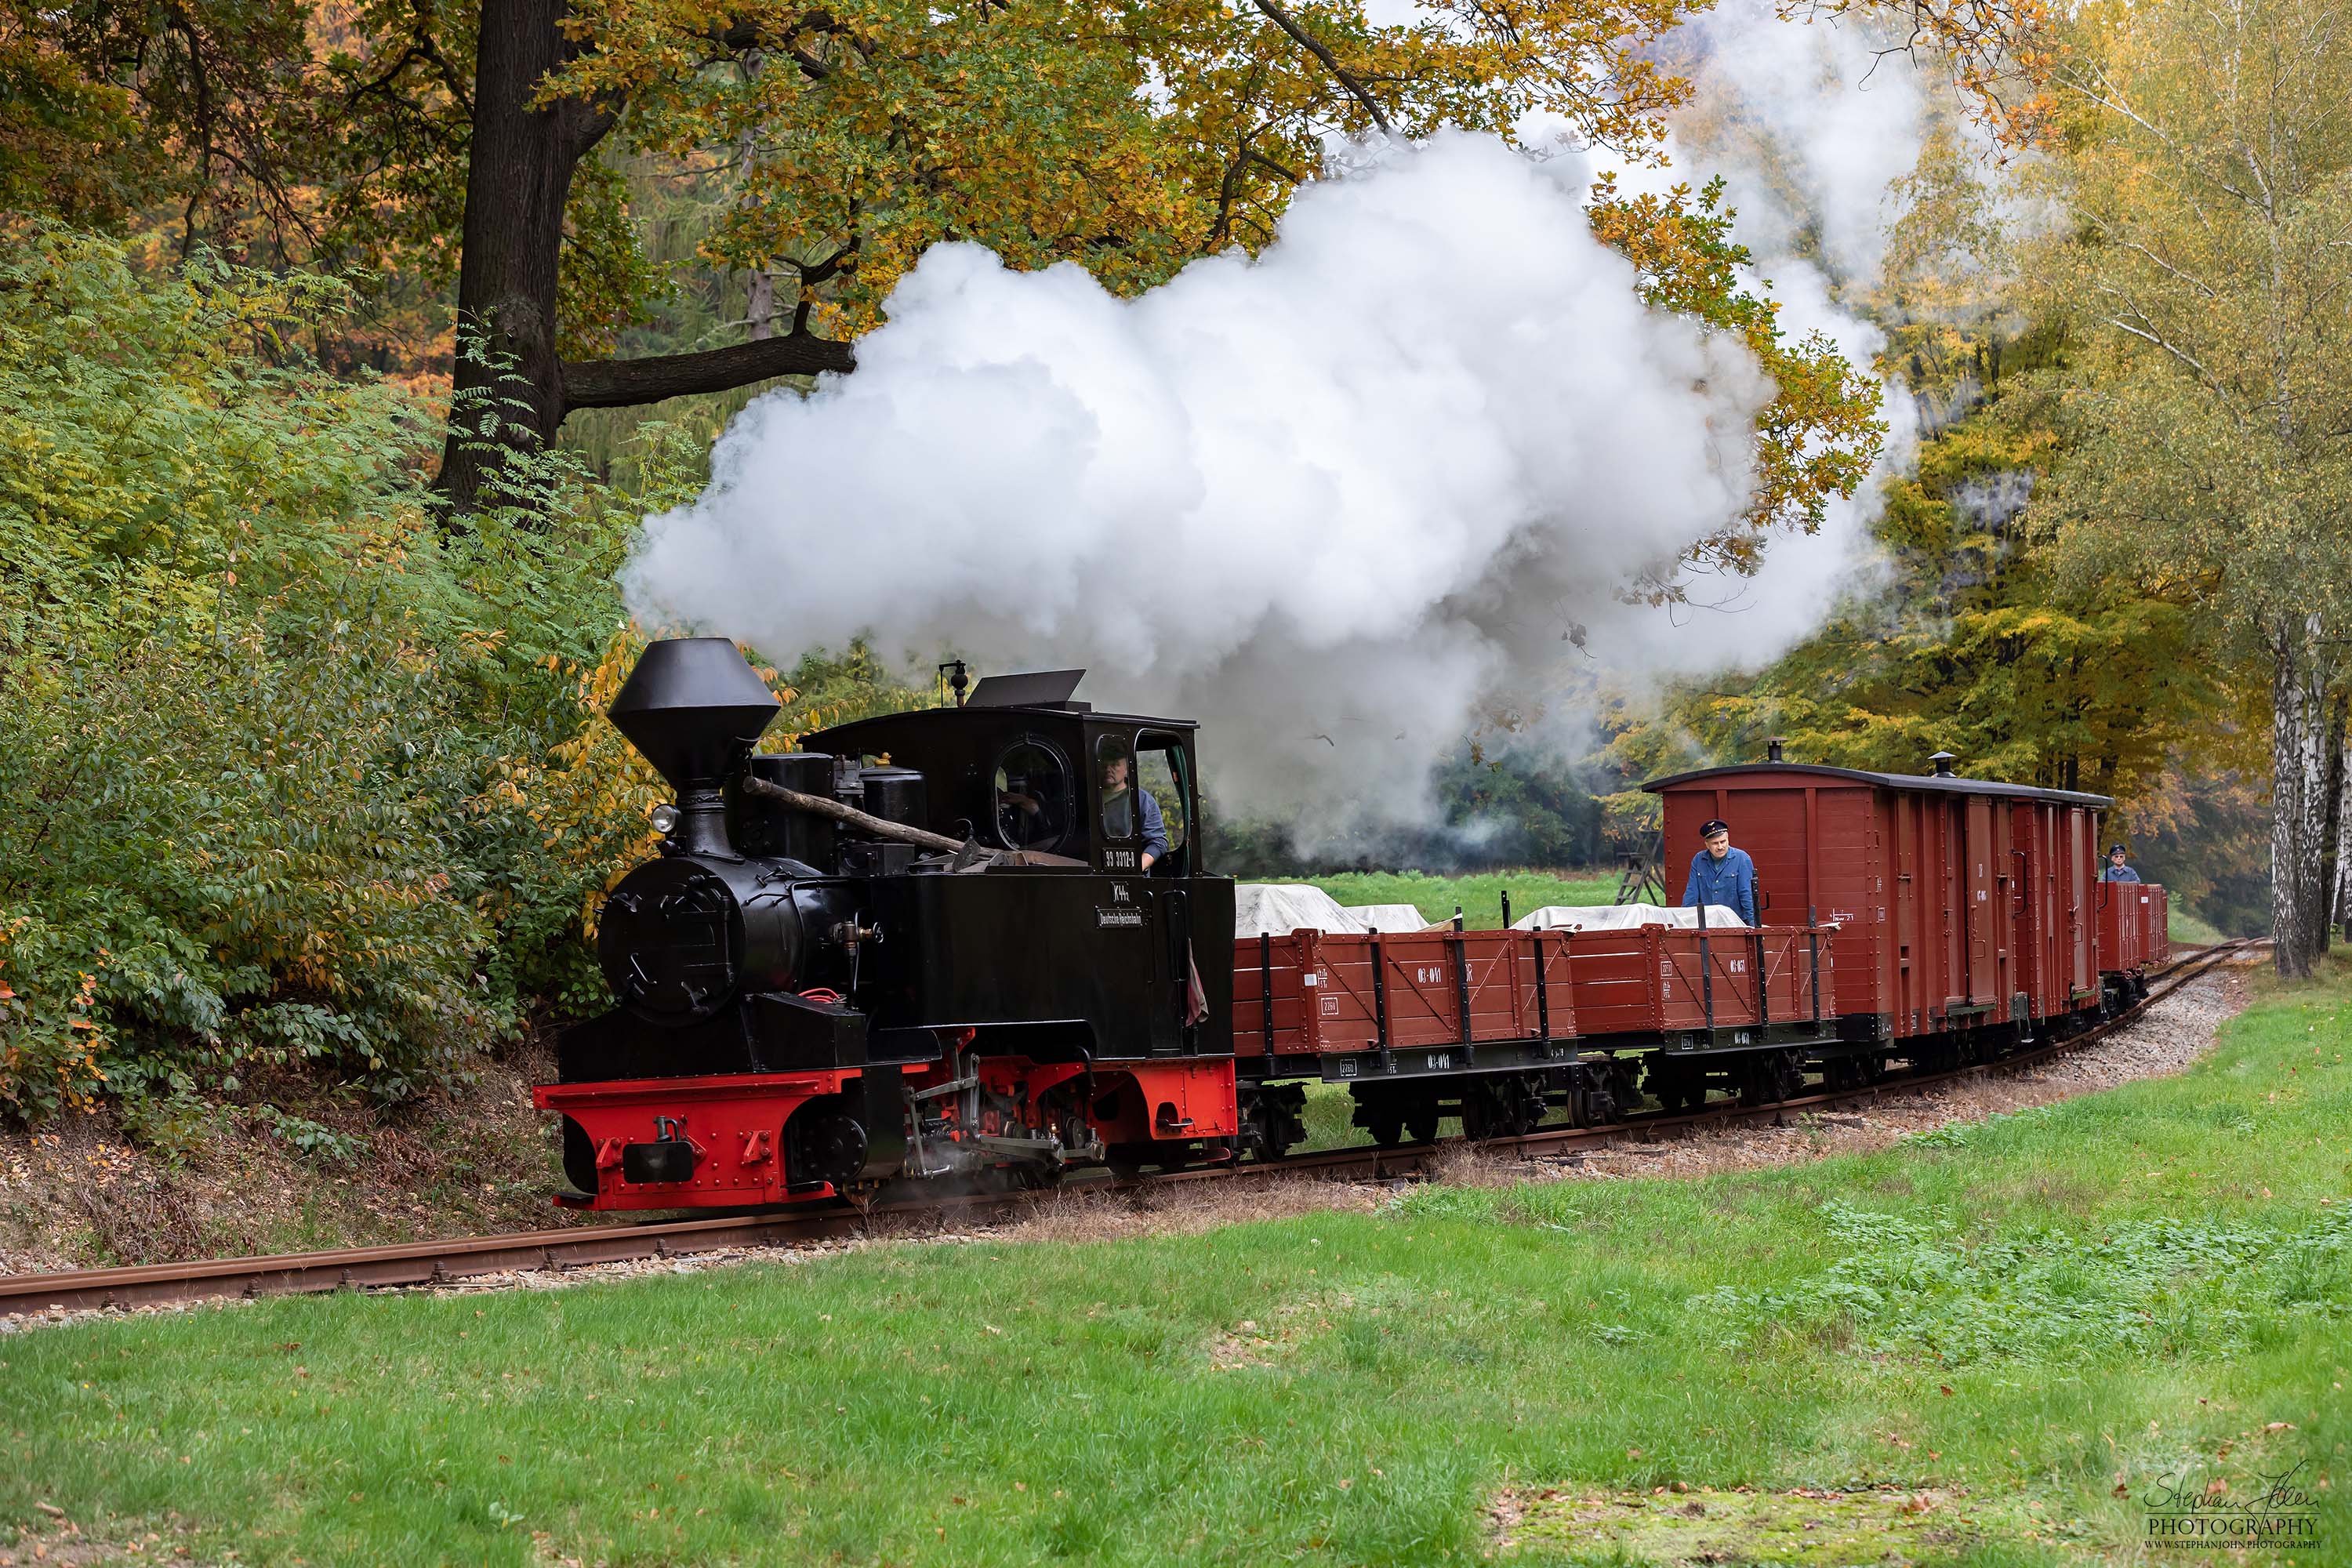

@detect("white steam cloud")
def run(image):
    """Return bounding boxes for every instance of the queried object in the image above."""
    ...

[624,132,1780,827]
[1532,0,1934,734]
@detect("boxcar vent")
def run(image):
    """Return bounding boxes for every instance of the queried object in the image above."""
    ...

[1929,750,1958,778]
[1766,736,1786,764]
[967,670,1087,710]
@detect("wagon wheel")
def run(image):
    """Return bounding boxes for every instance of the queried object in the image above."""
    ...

[1405,1107,1442,1145]
[1772,1051,1807,1102]
[1526,1074,1552,1131]
[1237,1084,1303,1163]
[1461,1080,1504,1141]
[1492,1079,1523,1137]
[1740,1053,1788,1105]
[1367,1114,1406,1147]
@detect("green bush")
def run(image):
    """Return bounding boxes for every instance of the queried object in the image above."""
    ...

[0,229,654,1119]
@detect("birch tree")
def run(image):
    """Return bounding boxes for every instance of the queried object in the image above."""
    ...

[2027,0,2352,975]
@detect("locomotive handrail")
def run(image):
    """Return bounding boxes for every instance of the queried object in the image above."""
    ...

[739,776,1087,867]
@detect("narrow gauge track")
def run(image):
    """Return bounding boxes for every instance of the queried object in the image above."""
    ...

[0,938,2265,1319]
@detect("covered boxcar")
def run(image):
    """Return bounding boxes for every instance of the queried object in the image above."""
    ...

[1645,753,2118,1055]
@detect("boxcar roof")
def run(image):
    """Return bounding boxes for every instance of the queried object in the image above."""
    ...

[1642,762,2112,810]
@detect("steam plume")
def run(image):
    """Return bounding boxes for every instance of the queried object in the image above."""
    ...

[623,132,1779,826]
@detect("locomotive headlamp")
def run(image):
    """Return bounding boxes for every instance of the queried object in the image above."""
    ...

[649,804,681,836]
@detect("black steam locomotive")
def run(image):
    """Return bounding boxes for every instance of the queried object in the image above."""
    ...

[538,637,1242,1208]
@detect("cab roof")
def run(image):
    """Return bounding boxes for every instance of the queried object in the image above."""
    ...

[808,701,1198,757]
[1642,761,2112,810]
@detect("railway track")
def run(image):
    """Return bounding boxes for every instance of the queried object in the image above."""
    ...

[0,938,2266,1319]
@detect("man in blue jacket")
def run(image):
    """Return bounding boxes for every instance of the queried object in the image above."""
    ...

[2102,844,2142,883]
[1682,818,1759,924]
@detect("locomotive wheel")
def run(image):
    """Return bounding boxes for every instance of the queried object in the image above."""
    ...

[1105,1142,1151,1179]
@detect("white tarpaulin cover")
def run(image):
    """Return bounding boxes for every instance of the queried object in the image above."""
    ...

[1511,902,1748,932]
[1234,884,1367,936]
[1341,903,1440,933]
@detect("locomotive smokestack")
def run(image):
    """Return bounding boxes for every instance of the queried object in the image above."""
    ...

[608,637,780,856]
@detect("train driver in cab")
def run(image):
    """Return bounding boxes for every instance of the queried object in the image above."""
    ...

[1100,746,1171,871]
[2103,843,2143,883]
[1682,818,1759,925]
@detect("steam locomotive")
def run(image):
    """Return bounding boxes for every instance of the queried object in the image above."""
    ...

[535,638,2168,1210]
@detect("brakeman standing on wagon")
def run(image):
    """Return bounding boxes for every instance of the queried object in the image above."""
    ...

[1682,818,1759,924]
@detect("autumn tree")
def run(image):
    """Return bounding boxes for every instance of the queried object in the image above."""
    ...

[438,0,1720,505]
[2021,0,2352,975]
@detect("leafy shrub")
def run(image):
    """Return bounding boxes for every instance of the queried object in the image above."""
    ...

[0,228,936,1126]
[0,229,655,1119]
[247,1105,372,1167]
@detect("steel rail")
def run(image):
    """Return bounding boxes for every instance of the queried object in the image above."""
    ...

[0,938,2264,1318]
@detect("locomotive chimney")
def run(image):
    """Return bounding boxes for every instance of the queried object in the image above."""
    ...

[608,637,780,857]
[1929,750,1958,778]
[1766,735,1786,764]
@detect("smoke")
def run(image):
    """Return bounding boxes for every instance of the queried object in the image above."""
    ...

[1665,2,1926,291]
[624,132,1778,830]
[1540,0,1935,695]
[623,9,1940,840]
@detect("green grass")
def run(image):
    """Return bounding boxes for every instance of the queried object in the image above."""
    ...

[1263,869,1620,930]
[3,957,2349,1565]
[2168,906,2229,946]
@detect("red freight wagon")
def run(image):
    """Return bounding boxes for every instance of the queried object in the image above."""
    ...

[1232,925,1577,1074]
[2096,881,2169,981]
[1646,752,2111,1047]
[1559,921,1831,1047]
[1232,919,1835,1069]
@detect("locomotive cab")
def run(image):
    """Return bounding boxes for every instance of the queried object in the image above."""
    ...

[806,681,1233,1066]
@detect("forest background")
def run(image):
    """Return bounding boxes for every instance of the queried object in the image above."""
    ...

[0,0,2345,1127]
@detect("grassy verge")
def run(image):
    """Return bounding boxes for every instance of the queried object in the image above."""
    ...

[0,1044,590,1273]
[2168,906,2230,946]
[1264,869,1620,930]
[2,958,2344,1566]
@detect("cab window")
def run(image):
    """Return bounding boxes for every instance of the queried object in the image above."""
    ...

[994,738,1071,851]
[1137,735,1190,865]
[1096,733,1138,840]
